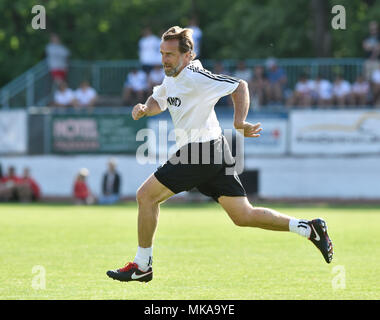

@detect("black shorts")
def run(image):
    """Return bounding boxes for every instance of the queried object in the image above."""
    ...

[154,135,247,202]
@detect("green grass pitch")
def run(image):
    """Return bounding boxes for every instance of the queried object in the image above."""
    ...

[0,202,379,300]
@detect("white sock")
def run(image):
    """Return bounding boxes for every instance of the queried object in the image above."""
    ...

[289,219,311,238]
[133,246,153,272]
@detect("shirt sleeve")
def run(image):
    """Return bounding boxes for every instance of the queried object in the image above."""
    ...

[151,82,168,111]
[191,69,240,101]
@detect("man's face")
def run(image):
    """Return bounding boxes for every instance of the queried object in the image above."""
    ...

[160,39,186,77]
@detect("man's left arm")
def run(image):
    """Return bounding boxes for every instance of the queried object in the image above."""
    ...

[230,80,262,138]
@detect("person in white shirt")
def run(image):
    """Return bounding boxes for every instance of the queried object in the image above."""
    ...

[138,28,162,73]
[187,17,203,57]
[371,66,380,106]
[122,68,148,105]
[53,81,74,107]
[309,74,333,107]
[286,73,313,107]
[352,75,369,106]
[332,75,353,106]
[74,81,97,108]
[106,26,333,283]
[147,65,165,93]
[45,33,70,85]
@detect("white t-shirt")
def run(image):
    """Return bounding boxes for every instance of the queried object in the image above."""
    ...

[372,69,380,84]
[152,60,240,149]
[138,35,162,66]
[295,80,313,94]
[45,43,70,70]
[187,25,203,57]
[333,80,351,97]
[352,81,369,94]
[75,87,97,106]
[148,68,165,85]
[310,79,333,100]
[54,88,74,106]
[125,71,148,91]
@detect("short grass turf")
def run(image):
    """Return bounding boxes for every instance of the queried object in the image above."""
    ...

[0,202,379,300]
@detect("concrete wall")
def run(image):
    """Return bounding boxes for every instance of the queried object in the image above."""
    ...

[1,155,380,199]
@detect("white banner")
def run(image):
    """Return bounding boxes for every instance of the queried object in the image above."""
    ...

[0,110,27,153]
[290,109,380,155]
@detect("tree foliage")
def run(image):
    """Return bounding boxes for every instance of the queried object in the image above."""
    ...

[1,0,379,87]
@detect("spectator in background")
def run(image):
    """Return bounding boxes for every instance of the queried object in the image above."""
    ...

[45,33,70,85]
[187,17,203,57]
[265,58,287,105]
[74,80,98,108]
[138,27,162,73]
[20,167,41,202]
[310,73,333,107]
[362,21,380,80]
[148,65,165,93]
[234,61,252,82]
[98,158,121,205]
[249,65,269,108]
[0,163,12,202]
[352,75,370,106]
[122,68,148,106]
[73,168,95,205]
[286,73,313,107]
[332,74,353,107]
[0,166,31,202]
[371,65,380,106]
[53,81,74,107]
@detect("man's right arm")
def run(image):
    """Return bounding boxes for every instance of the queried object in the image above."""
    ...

[131,96,163,120]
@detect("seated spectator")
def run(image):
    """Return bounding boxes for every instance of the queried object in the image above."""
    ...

[73,168,95,205]
[213,61,233,107]
[371,66,380,106]
[0,166,31,202]
[332,74,353,106]
[98,158,121,205]
[122,68,148,106]
[73,80,97,108]
[249,65,269,107]
[309,74,333,107]
[0,163,11,202]
[352,75,370,106]
[286,73,313,107]
[53,81,74,107]
[148,65,165,93]
[265,58,287,105]
[234,60,252,82]
[20,167,41,202]
[362,21,380,80]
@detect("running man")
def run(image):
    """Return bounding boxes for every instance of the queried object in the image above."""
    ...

[107,26,333,283]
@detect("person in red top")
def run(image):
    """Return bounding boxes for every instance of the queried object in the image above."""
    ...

[20,168,41,201]
[0,166,30,202]
[73,168,95,205]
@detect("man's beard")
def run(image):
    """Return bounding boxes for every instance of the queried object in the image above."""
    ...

[164,57,183,77]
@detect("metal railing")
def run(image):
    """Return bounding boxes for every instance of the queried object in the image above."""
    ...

[0,58,366,109]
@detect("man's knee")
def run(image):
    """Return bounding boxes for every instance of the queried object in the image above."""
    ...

[136,184,165,206]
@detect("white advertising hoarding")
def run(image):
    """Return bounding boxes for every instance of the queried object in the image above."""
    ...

[290,110,380,155]
[0,110,27,154]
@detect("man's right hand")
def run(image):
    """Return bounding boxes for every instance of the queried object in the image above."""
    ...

[132,103,148,120]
